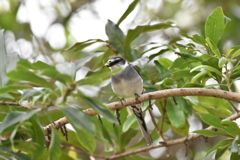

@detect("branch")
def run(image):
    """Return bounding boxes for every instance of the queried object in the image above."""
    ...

[3,88,240,158]
[84,88,240,116]
[0,101,31,109]
[106,112,240,160]
[43,88,240,135]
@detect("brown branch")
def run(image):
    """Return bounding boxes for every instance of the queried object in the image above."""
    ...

[42,88,240,135]
[82,88,240,116]
[2,88,240,158]
[0,101,31,109]
[105,112,240,160]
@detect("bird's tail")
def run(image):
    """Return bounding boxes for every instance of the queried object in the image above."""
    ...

[131,104,152,145]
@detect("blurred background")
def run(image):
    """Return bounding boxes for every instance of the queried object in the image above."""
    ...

[1,0,240,159]
[1,0,239,63]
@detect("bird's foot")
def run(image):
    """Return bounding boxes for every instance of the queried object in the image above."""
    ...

[119,98,126,105]
[134,93,141,102]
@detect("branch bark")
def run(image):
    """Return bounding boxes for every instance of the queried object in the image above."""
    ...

[3,88,240,158]
[84,88,240,116]
[105,112,240,159]
[42,88,240,135]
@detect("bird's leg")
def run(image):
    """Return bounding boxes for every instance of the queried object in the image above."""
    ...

[119,98,126,105]
[134,93,141,102]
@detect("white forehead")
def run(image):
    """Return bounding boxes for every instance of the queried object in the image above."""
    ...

[109,57,121,62]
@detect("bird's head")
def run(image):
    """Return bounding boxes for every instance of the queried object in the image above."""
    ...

[105,57,128,72]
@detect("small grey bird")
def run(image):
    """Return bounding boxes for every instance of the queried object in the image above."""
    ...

[105,56,152,145]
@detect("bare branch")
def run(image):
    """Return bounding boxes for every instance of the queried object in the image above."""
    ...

[106,112,240,159]
[0,101,31,109]
[83,88,240,116]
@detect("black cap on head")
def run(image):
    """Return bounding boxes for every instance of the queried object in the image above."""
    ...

[105,56,126,67]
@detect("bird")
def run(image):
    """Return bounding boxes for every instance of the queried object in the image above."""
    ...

[105,56,152,145]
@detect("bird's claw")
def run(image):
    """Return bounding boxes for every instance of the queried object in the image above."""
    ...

[134,93,141,102]
[119,98,126,105]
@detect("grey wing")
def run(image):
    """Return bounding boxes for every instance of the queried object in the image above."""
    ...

[129,64,144,94]
[131,64,141,77]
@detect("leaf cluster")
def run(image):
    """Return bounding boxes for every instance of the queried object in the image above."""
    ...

[1,2,240,160]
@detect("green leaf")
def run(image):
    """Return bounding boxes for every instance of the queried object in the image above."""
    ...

[175,52,199,60]
[157,58,172,69]
[105,20,125,54]
[218,57,228,68]
[156,77,174,87]
[124,22,174,56]
[61,106,96,153]
[171,120,189,136]
[154,60,171,79]
[61,106,95,134]
[17,59,33,69]
[148,48,169,61]
[166,97,186,128]
[230,49,240,60]
[198,113,224,130]
[231,152,240,160]
[193,129,232,137]
[0,147,32,160]
[215,147,229,160]
[229,135,239,153]
[205,107,232,118]
[206,37,221,58]
[0,108,41,133]
[177,97,192,114]
[31,61,55,70]
[30,115,45,159]
[190,70,209,83]
[205,139,232,158]
[61,39,105,61]
[0,30,7,88]
[192,34,207,46]
[75,129,96,154]
[181,33,207,47]
[190,65,223,77]
[81,96,118,124]
[7,70,53,89]
[77,77,102,86]
[48,126,62,160]
[169,58,188,69]
[221,121,240,137]
[197,97,232,112]
[41,69,73,84]
[122,114,136,132]
[120,128,138,149]
[172,70,199,80]
[117,0,139,26]
[0,85,30,94]
[205,7,225,44]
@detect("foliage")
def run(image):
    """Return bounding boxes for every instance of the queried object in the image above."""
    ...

[1,1,240,160]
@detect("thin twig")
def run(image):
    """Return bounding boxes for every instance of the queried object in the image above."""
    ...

[105,112,240,159]
[159,100,167,141]
[60,142,107,159]
[148,105,162,138]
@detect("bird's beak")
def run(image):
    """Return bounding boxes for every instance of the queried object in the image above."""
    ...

[104,61,110,67]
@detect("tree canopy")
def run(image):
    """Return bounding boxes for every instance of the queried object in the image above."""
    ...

[1,0,240,160]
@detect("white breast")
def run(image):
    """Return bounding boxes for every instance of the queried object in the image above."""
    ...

[111,75,143,98]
